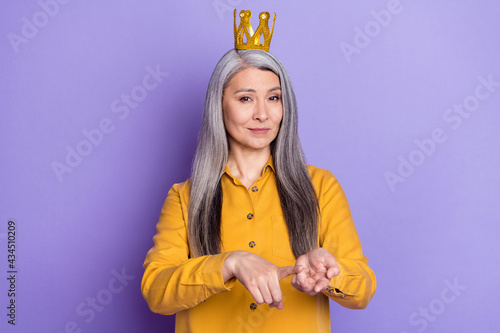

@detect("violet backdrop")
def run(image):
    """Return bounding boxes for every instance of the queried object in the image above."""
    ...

[1,0,499,332]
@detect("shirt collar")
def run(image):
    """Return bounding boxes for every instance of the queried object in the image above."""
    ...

[263,155,275,175]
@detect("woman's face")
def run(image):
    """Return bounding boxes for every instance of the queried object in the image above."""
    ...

[222,67,283,154]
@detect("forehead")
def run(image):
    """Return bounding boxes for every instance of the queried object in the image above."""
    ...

[226,67,280,90]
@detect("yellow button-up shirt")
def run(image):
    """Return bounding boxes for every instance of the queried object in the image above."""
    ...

[142,158,376,332]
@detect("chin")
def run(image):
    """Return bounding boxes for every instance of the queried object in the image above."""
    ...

[241,141,273,151]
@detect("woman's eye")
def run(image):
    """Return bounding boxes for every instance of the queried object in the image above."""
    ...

[269,96,281,101]
[240,96,251,102]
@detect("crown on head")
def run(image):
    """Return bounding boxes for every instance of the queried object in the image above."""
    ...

[234,9,276,52]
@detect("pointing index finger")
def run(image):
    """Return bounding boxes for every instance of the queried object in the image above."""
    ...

[277,265,295,280]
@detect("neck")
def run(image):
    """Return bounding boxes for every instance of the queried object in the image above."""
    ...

[226,147,271,188]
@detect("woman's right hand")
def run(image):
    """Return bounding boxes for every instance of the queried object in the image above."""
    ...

[222,251,294,310]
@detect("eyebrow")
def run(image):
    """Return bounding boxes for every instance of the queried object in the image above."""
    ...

[233,86,281,94]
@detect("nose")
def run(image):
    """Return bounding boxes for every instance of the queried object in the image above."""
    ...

[253,99,269,121]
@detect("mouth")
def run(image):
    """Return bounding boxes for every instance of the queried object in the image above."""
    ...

[248,128,270,134]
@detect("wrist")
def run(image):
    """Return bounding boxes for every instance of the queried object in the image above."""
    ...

[221,251,242,282]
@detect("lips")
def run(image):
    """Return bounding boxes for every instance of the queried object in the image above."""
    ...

[248,128,270,134]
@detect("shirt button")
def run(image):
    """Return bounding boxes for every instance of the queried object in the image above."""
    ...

[250,303,257,310]
[247,213,253,220]
[251,186,258,192]
[249,241,256,248]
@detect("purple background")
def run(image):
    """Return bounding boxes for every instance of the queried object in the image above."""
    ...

[1,0,499,332]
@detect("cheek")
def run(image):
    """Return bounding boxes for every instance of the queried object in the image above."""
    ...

[223,109,244,135]
[272,107,284,124]
[222,104,234,129]
[225,109,248,128]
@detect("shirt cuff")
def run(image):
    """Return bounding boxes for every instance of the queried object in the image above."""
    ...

[323,260,355,300]
[202,252,236,295]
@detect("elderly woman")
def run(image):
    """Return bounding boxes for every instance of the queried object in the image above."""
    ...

[141,31,376,332]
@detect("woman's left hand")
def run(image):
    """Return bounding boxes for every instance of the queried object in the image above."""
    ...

[291,248,340,296]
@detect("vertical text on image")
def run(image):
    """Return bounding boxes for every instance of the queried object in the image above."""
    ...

[6,220,17,325]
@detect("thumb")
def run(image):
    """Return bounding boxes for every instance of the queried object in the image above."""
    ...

[326,265,340,279]
[277,265,295,280]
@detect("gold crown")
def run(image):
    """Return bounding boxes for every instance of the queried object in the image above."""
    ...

[234,9,276,52]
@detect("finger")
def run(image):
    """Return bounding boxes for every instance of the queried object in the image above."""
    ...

[248,286,265,305]
[268,276,284,309]
[326,265,340,279]
[258,280,274,305]
[307,288,320,297]
[277,265,295,280]
[292,272,316,294]
[322,253,338,269]
[296,274,315,294]
[269,300,284,310]
[296,268,309,286]
[313,277,331,293]
[293,264,306,275]
[310,270,328,281]
[304,277,327,296]
[295,254,308,268]
[291,274,304,292]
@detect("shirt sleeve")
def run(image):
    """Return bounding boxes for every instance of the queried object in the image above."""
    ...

[314,169,377,309]
[141,183,236,315]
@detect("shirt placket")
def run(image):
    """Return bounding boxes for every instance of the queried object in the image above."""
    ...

[245,176,267,314]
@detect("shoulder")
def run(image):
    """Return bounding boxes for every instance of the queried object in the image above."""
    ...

[159,179,192,219]
[306,164,344,198]
[167,179,191,204]
[307,164,338,185]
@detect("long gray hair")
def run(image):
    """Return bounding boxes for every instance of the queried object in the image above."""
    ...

[188,49,319,259]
